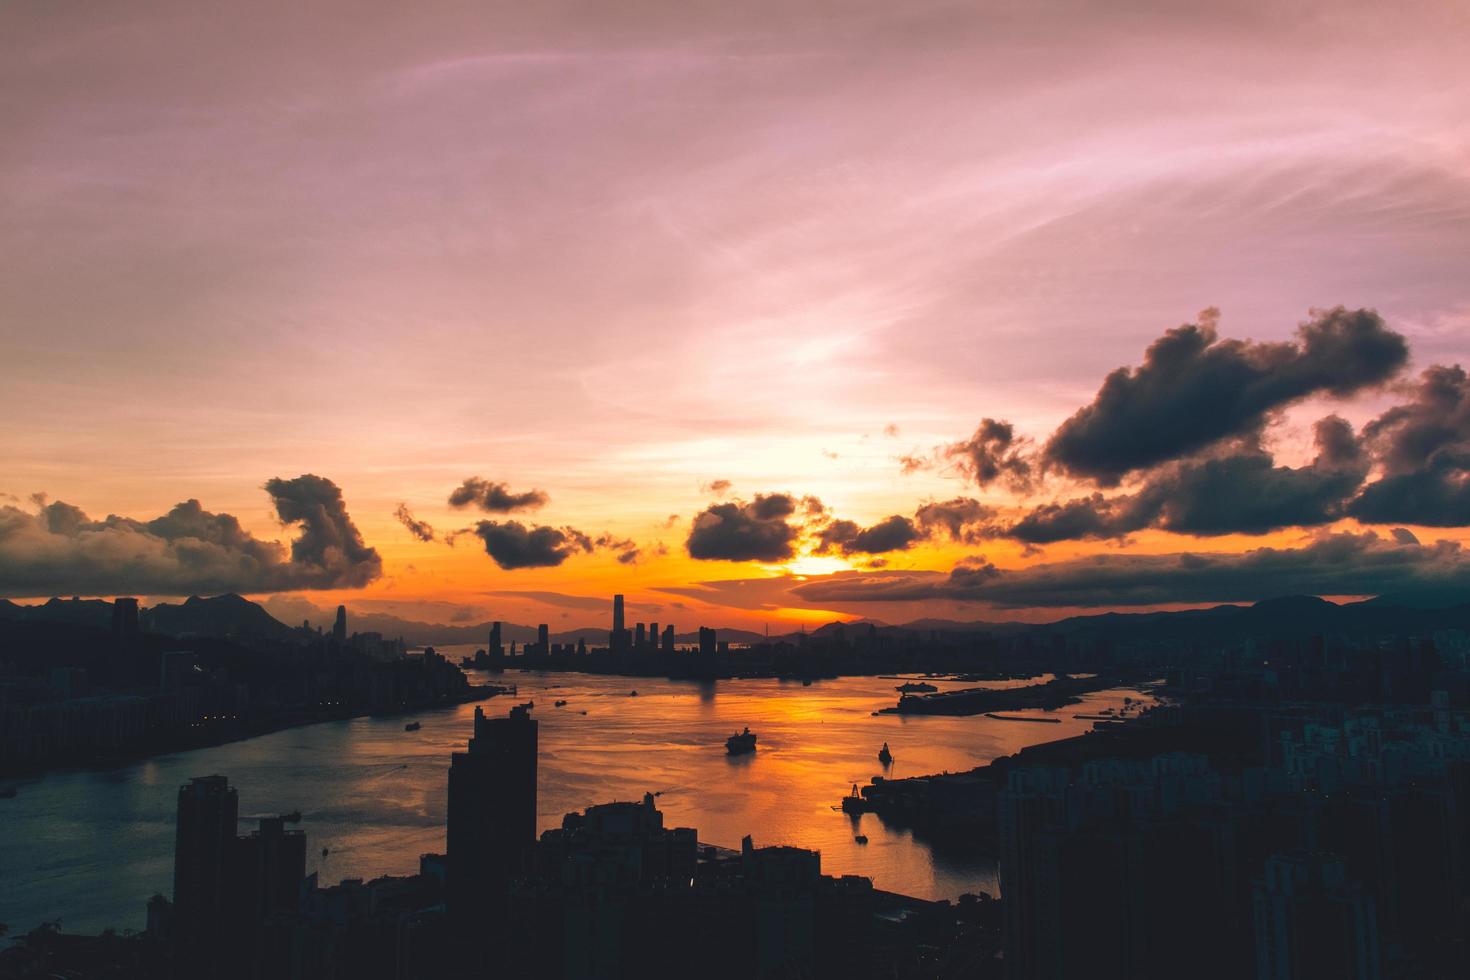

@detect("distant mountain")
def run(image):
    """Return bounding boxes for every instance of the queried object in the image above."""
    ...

[1361,588,1470,611]
[0,597,114,629]
[147,594,304,644]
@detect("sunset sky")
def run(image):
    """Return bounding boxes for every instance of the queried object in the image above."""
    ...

[3,0,1469,631]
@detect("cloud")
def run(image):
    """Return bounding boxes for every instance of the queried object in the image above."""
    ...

[1043,307,1408,485]
[1348,364,1470,526]
[792,531,1470,608]
[472,521,588,569]
[700,479,733,496]
[1006,415,1370,542]
[883,423,900,437]
[448,478,549,513]
[686,493,810,562]
[815,515,925,555]
[0,475,381,597]
[896,452,932,475]
[943,418,1033,489]
[393,503,436,542]
[914,497,996,544]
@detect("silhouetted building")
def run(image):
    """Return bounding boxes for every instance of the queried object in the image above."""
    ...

[699,627,717,657]
[332,605,347,646]
[662,624,675,653]
[1253,853,1381,980]
[173,775,239,965]
[538,623,549,654]
[111,597,140,641]
[447,704,538,918]
[489,620,503,656]
[635,623,646,648]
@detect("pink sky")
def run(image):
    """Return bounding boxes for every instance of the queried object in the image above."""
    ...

[3,1,1469,629]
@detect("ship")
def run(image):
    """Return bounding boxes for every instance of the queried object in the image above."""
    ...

[554,699,568,707]
[878,742,893,765]
[896,681,937,693]
[726,727,757,755]
[404,721,421,732]
[854,834,869,844]
[840,784,869,814]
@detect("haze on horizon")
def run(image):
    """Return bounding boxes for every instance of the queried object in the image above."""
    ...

[3,0,1469,632]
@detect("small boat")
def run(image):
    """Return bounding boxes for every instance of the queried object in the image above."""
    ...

[321,847,330,857]
[579,710,588,715]
[854,834,868,844]
[554,699,568,707]
[519,701,535,710]
[878,742,893,765]
[726,727,757,755]
[282,809,302,823]
[629,690,639,697]
[802,679,813,687]
[404,721,421,732]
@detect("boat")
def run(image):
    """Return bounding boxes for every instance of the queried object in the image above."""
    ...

[321,847,330,857]
[896,681,938,693]
[878,742,893,765]
[404,721,421,732]
[554,699,568,707]
[282,810,302,823]
[629,690,639,697]
[985,713,1061,724]
[802,679,813,686]
[854,834,868,844]
[519,701,535,710]
[840,784,869,813]
[726,727,757,755]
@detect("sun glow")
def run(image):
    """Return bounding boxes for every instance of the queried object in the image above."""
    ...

[773,555,852,577]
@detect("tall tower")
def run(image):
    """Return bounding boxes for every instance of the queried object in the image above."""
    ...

[537,623,549,653]
[332,605,347,645]
[173,775,239,954]
[612,593,626,650]
[111,597,140,641]
[447,705,538,917]
[489,621,503,656]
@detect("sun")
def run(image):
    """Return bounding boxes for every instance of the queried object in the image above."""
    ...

[772,554,852,577]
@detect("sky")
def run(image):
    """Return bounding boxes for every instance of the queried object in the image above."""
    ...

[3,0,1469,631]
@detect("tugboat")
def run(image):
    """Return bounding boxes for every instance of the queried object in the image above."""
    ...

[629,690,639,697]
[878,742,893,765]
[854,834,869,844]
[404,721,421,732]
[554,699,568,708]
[726,727,757,755]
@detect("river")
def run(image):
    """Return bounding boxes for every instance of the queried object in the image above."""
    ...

[0,657,1153,937]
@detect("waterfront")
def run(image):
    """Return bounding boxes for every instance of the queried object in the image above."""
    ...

[0,659,1152,937]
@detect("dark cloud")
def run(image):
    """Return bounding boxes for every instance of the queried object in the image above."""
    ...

[944,418,1033,489]
[448,478,549,513]
[0,475,381,597]
[793,531,1470,608]
[1348,365,1470,526]
[594,533,641,565]
[1044,307,1407,485]
[1005,416,1370,543]
[472,521,588,570]
[914,497,996,544]
[686,493,806,562]
[394,503,435,542]
[484,590,660,613]
[701,479,733,496]
[815,515,925,555]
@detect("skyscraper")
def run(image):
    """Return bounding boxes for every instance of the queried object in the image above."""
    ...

[537,623,549,653]
[173,775,239,956]
[446,705,538,918]
[111,596,140,641]
[635,623,646,648]
[488,621,503,656]
[611,593,626,649]
[332,605,347,645]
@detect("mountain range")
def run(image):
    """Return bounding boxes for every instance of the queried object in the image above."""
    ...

[4,588,1470,651]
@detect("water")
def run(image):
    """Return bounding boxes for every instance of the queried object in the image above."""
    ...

[0,658,1153,937]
